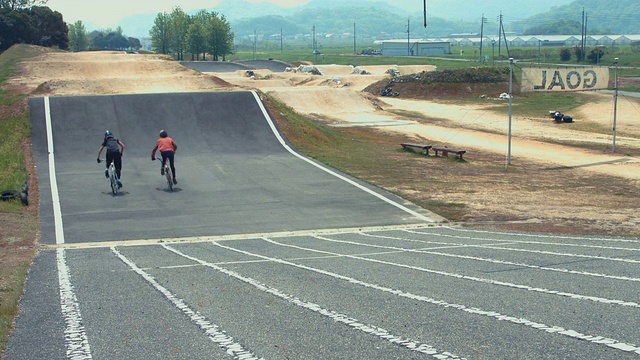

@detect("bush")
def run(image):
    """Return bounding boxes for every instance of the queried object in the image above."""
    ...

[560,48,572,61]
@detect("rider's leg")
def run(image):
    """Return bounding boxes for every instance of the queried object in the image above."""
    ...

[161,153,168,175]
[113,153,122,179]
[167,152,176,183]
[105,152,114,178]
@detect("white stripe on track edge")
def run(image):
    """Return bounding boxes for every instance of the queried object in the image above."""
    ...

[220,238,640,356]
[49,100,87,357]
[162,244,463,359]
[44,96,65,244]
[57,249,92,359]
[111,247,262,360]
[250,90,435,223]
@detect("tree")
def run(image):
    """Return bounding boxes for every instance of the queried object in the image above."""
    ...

[149,9,234,60]
[0,0,47,11]
[559,48,571,61]
[149,12,170,54]
[206,12,233,61]
[187,10,209,60]
[89,29,136,50]
[68,20,89,52]
[0,8,35,51]
[586,48,604,64]
[26,6,68,49]
[168,7,189,60]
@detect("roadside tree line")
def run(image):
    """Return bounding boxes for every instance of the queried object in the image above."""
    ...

[149,7,233,61]
[68,22,141,52]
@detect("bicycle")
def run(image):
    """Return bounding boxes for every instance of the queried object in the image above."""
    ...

[156,157,173,191]
[100,159,120,195]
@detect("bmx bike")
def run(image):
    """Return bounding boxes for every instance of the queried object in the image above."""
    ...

[100,159,120,195]
[156,157,174,191]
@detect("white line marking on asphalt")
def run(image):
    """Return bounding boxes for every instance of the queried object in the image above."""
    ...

[419,229,640,253]
[446,227,640,244]
[217,238,640,355]
[110,247,262,360]
[162,244,463,359]
[43,224,434,250]
[306,235,640,308]
[404,229,640,264]
[360,231,640,282]
[44,96,65,245]
[250,90,435,224]
[57,249,92,359]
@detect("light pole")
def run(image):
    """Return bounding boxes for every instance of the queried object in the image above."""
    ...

[507,58,514,166]
[613,57,619,153]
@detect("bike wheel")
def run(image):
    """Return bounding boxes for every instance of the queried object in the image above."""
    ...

[110,166,118,195]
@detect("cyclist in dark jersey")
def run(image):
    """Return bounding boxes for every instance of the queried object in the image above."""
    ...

[97,130,126,188]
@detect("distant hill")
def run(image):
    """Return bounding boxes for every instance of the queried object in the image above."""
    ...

[515,0,640,34]
[113,0,637,43]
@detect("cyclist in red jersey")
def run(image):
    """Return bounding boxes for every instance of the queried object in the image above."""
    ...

[151,129,178,185]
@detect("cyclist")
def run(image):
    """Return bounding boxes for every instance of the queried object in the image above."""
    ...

[97,130,125,188]
[151,129,178,185]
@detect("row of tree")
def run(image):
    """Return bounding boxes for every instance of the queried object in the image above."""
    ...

[149,7,234,61]
[68,22,141,52]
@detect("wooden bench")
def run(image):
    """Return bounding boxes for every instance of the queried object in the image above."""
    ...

[401,143,432,155]
[433,147,466,160]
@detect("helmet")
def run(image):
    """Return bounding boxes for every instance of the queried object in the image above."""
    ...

[159,129,168,138]
[104,130,113,138]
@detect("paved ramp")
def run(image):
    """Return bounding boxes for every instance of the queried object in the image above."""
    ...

[28,91,434,245]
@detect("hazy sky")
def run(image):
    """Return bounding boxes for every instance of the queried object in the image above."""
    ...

[46,0,311,28]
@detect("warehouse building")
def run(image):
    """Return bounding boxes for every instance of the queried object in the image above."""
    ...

[379,39,451,56]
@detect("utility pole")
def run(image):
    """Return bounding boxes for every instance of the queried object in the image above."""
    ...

[479,13,486,61]
[280,27,283,54]
[423,0,427,28]
[407,18,411,56]
[581,8,585,61]
[253,30,256,60]
[312,25,316,52]
[497,12,502,58]
[353,22,356,55]
[500,17,510,58]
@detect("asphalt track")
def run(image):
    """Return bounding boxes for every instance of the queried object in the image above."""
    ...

[4,91,640,359]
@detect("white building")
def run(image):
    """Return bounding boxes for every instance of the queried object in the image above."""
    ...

[379,39,451,56]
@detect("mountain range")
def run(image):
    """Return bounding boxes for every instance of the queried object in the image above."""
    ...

[110,0,636,41]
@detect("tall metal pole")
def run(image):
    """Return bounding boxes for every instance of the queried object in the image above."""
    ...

[479,14,485,61]
[353,22,356,55]
[423,0,427,28]
[407,18,410,56]
[613,57,619,153]
[507,58,514,166]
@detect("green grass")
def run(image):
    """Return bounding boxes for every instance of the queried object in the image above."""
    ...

[0,44,46,355]
[0,46,39,210]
